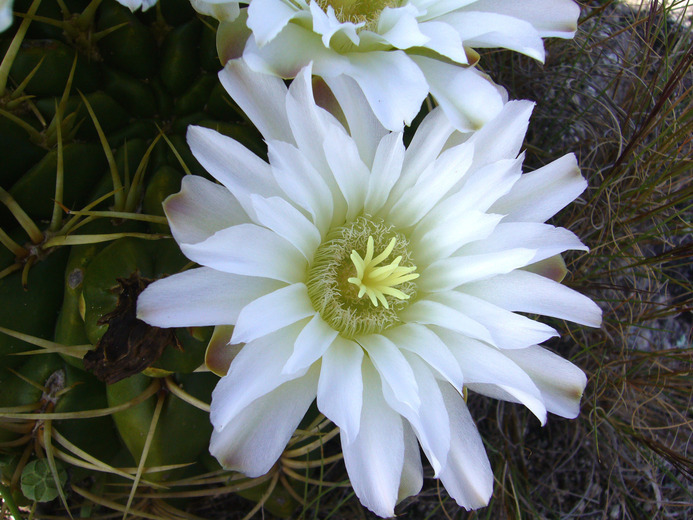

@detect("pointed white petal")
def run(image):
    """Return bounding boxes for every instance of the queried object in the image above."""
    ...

[358,334,421,411]
[465,100,534,168]
[490,154,587,222]
[388,142,474,228]
[502,345,587,419]
[461,222,588,264]
[210,323,307,430]
[412,210,504,265]
[434,291,558,349]
[186,126,280,215]
[381,353,451,475]
[323,124,369,221]
[385,323,464,393]
[250,195,322,262]
[398,423,424,503]
[210,366,319,477]
[137,268,283,327]
[268,140,335,235]
[438,383,494,509]
[395,107,455,202]
[400,299,493,344]
[317,337,364,445]
[437,330,547,423]
[284,314,338,375]
[232,284,314,344]
[463,270,602,327]
[180,223,307,282]
[418,248,536,292]
[423,155,523,225]
[219,59,293,142]
[285,66,352,217]
[323,74,389,167]
[341,363,403,518]
[364,132,405,215]
[163,175,248,245]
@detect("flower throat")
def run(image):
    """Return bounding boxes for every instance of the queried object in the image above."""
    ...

[315,0,402,25]
[306,216,418,338]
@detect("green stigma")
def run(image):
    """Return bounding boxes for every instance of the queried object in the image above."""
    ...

[306,216,418,338]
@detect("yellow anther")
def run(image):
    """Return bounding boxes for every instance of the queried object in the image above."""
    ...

[348,236,419,309]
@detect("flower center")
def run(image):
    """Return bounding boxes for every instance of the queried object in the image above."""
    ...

[306,216,418,338]
[348,236,418,309]
[315,0,401,25]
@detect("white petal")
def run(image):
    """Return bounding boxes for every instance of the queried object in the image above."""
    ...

[268,140,335,235]
[284,314,338,375]
[464,99,534,168]
[163,175,248,246]
[219,59,293,143]
[381,353,451,475]
[317,337,364,445]
[232,284,314,344]
[250,195,322,262]
[417,20,467,63]
[337,51,429,131]
[461,222,588,264]
[490,153,587,222]
[180,223,307,282]
[0,1,11,33]
[210,366,319,477]
[433,291,558,349]
[285,65,351,213]
[463,270,602,327]
[216,13,251,65]
[441,10,545,61]
[465,0,580,38]
[243,22,342,79]
[385,323,464,393]
[438,383,494,510]
[341,363,404,518]
[358,334,421,411]
[400,299,493,344]
[397,107,455,200]
[364,132,405,215]
[186,126,280,215]
[418,248,536,292]
[388,142,474,228]
[322,124,369,221]
[502,345,587,418]
[210,323,307,430]
[323,74,390,166]
[190,0,239,22]
[437,330,547,424]
[246,0,298,46]
[422,155,523,224]
[137,268,283,327]
[412,210,504,265]
[377,6,429,49]
[410,55,506,131]
[398,423,424,503]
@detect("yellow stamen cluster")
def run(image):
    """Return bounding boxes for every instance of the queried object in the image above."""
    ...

[348,236,419,309]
